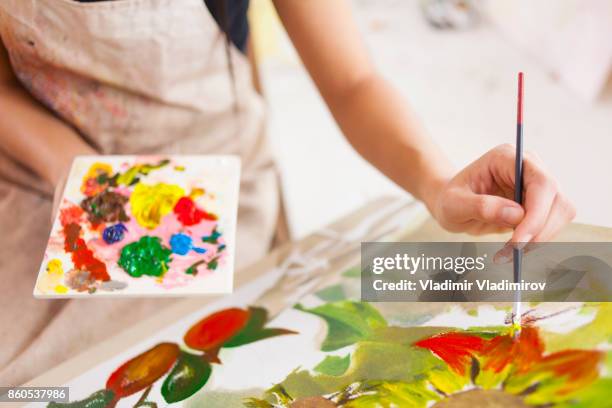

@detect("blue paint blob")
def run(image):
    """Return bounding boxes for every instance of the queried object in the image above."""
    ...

[102,223,127,244]
[170,233,208,255]
[170,233,192,255]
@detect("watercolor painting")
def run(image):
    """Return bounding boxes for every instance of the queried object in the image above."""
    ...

[34,155,240,298]
[42,264,612,408]
[47,306,295,408]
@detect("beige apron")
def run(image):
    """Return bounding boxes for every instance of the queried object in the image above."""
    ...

[0,0,279,387]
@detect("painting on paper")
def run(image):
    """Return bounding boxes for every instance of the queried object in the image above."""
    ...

[34,155,240,298]
[41,264,612,407]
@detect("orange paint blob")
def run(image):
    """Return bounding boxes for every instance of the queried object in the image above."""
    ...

[106,342,180,399]
[481,326,544,374]
[530,349,603,395]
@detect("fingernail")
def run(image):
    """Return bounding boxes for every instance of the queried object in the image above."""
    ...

[494,252,511,264]
[501,207,523,225]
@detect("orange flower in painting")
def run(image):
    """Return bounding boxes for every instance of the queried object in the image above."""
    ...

[414,325,605,405]
[480,326,544,374]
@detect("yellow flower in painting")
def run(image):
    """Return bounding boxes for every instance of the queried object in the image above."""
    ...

[130,182,184,229]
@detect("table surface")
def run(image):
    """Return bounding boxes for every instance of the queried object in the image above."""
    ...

[18,197,612,405]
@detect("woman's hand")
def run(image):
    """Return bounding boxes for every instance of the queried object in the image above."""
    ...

[429,144,575,243]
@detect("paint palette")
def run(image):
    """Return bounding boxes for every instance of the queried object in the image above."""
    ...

[34,155,240,298]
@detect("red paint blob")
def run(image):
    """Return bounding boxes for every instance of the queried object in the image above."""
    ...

[173,196,217,226]
[63,222,110,282]
[59,205,84,227]
[184,308,250,353]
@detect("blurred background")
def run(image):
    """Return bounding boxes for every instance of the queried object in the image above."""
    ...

[249,0,612,238]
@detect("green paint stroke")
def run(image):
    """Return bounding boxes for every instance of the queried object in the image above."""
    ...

[544,303,612,353]
[117,159,170,186]
[224,307,296,348]
[266,342,443,400]
[47,389,114,408]
[313,354,351,376]
[161,352,212,403]
[118,236,172,278]
[294,301,387,351]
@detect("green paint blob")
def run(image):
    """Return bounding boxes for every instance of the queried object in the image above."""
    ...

[161,352,212,403]
[118,236,172,277]
[47,389,115,408]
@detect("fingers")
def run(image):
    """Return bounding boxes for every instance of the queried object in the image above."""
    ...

[531,193,576,242]
[511,159,558,244]
[460,193,525,228]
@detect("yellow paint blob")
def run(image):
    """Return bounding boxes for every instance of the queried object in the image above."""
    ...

[47,259,64,276]
[54,285,69,294]
[37,259,67,295]
[81,163,113,195]
[189,188,205,199]
[130,182,185,229]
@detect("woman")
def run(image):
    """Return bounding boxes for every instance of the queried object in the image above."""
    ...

[0,0,574,386]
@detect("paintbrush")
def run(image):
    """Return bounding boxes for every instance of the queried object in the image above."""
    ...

[512,72,524,338]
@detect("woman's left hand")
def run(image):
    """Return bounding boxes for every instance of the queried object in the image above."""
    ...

[429,144,575,244]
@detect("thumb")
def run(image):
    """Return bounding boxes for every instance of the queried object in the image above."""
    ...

[457,192,525,227]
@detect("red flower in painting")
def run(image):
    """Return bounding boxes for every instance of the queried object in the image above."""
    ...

[415,332,485,375]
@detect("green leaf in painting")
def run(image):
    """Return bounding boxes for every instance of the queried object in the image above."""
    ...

[555,378,612,408]
[276,342,443,400]
[294,301,387,351]
[47,389,115,408]
[161,352,212,403]
[224,307,296,348]
[314,354,351,376]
